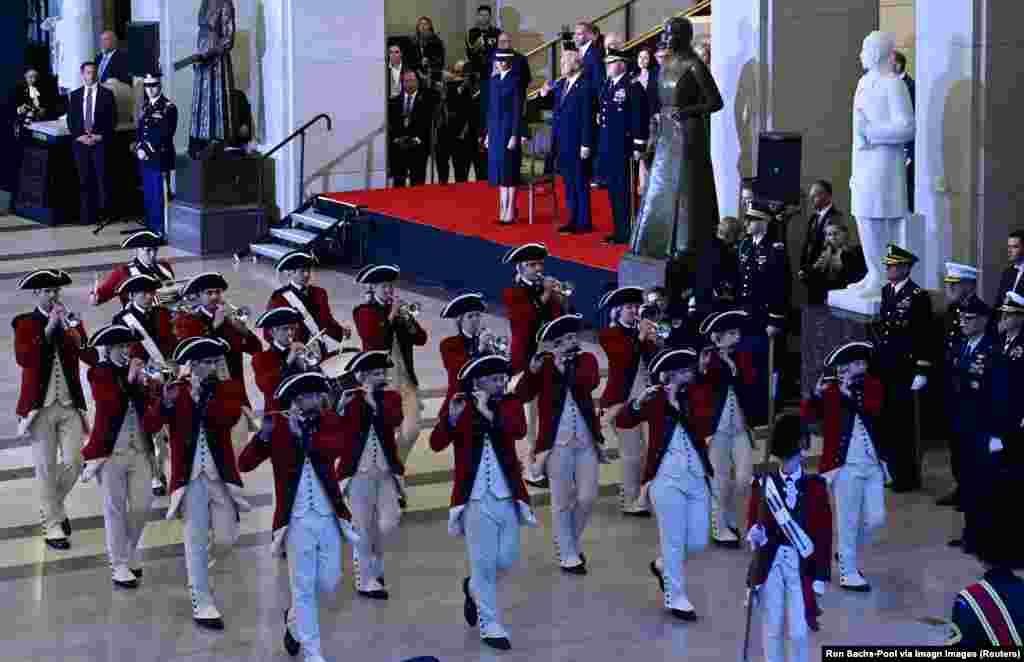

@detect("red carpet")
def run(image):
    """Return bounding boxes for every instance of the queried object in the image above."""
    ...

[323,181,627,272]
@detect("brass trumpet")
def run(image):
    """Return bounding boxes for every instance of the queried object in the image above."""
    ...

[540,274,575,298]
[396,301,421,318]
[225,302,252,325]
[478,329,510,357]
[297,329,328,368]
[141,359,180,383]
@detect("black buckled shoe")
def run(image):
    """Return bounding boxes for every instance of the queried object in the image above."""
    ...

[463,577,478,627]
[283,609,300,656]
[45,537,70,551]
[483,636,511,650]
[670,608,697,622]
[560,562,587,576]
[650,561,665,593]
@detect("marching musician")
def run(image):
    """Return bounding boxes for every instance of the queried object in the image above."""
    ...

[335,351,405,601]
[502,242,565,484]
[516,314,603,575]
[697,309,758,548]
[238,372,358,661]
[252,307,312,415]
[80,324,155,589]
[746,415,832,662]
[597,286,658,516]
[144,337,248,630]
[265,251,351,356]
[353,264,427,462]
[803,341,887,591]
[439,292,490,402]
[14,269,97,550]
[91,230,176,307]
[430,354,536,651]
[616,348,713,621]
[111,273,177,495]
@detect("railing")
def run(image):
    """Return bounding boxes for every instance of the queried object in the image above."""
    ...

[621,0,711,51]
[260,113,333,210]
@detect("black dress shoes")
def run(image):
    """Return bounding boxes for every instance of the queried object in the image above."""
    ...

[45,537,70,551]
[523,476,549,489]
[948,538,963,548]
[283,609,300,656]
[463,577,478,627]
[670,608,697,621]
[650,561,665,593]
[357,588,389,600]
[483,637,511,651]
[131,568,143,579]
[561,562,587,576]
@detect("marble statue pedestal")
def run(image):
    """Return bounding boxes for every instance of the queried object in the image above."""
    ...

[800,304,874,398]
[827,287,882,316]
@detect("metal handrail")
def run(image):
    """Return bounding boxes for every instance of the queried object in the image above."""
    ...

[259,113,332,212]
[262,113,332,160]
[522,0,638,59]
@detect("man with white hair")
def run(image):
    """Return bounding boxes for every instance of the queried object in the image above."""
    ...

[95,30,129,83]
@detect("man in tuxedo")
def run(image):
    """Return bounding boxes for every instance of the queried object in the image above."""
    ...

[894,51,915,212]
[995,230,1024,315]
[67,61,117,226]
[96,31,130,84]
[386,42,406,100]
[389,71,435,187]
[797,180,844,303]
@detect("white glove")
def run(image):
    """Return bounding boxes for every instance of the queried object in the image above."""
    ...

[989,437,1004,453]
[813,580,826,596]
[910,375,927,391]
[746,524,768,550]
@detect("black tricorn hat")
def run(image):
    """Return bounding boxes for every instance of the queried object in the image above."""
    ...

[89,324,140,347]
[274,372,331,407]
[769,414,805,461]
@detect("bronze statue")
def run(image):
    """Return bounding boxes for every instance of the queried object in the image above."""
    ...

[630,18,723,258]
[188,0,237,157]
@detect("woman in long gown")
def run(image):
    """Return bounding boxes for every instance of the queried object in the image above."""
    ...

[486,49,522,224]
[631,18,723,258]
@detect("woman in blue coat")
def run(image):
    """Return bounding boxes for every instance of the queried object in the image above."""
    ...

[486,49,522,224]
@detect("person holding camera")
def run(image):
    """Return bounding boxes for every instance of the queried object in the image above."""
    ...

[801,222,867,305]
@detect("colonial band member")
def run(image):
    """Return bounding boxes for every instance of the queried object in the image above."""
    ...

[439,292,490,402]
[14,269,96,550]
[516,314,603,575]
[353,264,427,462]
[80,325,155,589]
[430,355,536,651]
[92,230,176,307]
[134,73,177,235]
[238,372,357,662]
[746,415,832,662]
[252,307,310,415]
[144,337,248,629]
[617,348,713,620]
[697,309,757,548]
[335,351,405,600]
[804,341,887,591]
[597,286,658,516]
[265,251,352,357]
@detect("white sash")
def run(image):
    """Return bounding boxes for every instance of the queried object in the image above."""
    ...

[121,309,167,364]
[281,289,324,342]
[763,475,815,559]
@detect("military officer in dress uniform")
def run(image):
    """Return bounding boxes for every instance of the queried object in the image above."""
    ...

[465,5,500,78]
[597,48,648,245]
[265,251,351,357]
[803,341,887,591]
[92,230,176,307]
[617,348,714,620]
[80,324,154,589]
[875,244,933,492]
[238,372,357,662]
[430,355,537,651]
[746,415,832,662]
[144,337,248,629]
[516,314,604,575]
[14,269,97,550]
[439,292,491,403]
[134,73,177,235]
[596,286,658,516]
[353,264,427,462]
[991,292,1024,470]
[696,309,758,548]
[335,351,405,600]
[501,243,565,484]
[252,307,310,415]
[937,262,981,508]
[111,274,177,496]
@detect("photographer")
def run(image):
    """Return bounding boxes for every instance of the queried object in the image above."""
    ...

[801,222,866,305]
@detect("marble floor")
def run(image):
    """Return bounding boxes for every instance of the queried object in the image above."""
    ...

[0,215,974,661]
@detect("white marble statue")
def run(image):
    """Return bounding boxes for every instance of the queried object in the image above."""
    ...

[832,31,915,311]
[43,0,95,92]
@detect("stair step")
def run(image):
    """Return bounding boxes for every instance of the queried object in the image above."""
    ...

[250,243,292,261]
[292,210,338,232]
[269,227,318,245]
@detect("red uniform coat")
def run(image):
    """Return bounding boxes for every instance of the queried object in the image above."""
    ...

[699,349,759,431]
[430,395,531,508]
[615,388,714,486]
[81,363,153,461]
[112,304,176,362]
[746,472,832,631]
[94,259,175,306]
[502,283,563,374]
[353,301,428,386]
[597,326,657,408]
[251,345,303,412]
[238,411,351,539]
[801,376,886,475]
[174,310,262,404]
[514,351,603,455]
[143,379,246,516]
[13,310,97,417]
[439,334,478,403]
[335,390,405,483]
[265,284,349,346]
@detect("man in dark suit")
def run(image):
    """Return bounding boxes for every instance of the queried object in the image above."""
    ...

[67,61,117,225]
[541,51,593,234]
[797,180,847,303]
[386,41,407,100]
[894,51,915,212]
[439,61,483,183]
[95,31,131,84]
[388,70,435,187]
[995,230,1024,314]
[573,22,605,99]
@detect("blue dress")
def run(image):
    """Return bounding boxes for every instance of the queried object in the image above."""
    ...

[486,71,522,187]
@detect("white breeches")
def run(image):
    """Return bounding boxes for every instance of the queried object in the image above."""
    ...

[761,546,808,662]
[710,428,753,536]
[182,475,240,609]
[464,493,521,639]
[650,473,709,610]
[30,404,84,537]
[346,473,401,587]
[98,452,153,567]
[546,444,599,566]
[832,462,886,573]
[287,513,343,660]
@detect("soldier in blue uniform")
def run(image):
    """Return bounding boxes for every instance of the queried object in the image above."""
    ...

[874,244,933,492]
[597,48,648,245]
[945,296,995,550]
[133,74,178,235]
[990,292,1024,471]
